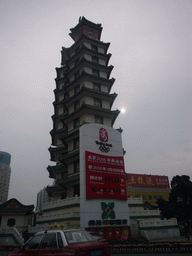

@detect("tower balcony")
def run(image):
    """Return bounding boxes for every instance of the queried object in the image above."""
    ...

[64,86,117,109]
[48,146,68,162]
[64,73,115,94]
[66,44,112,68]
[56,173,80,187]
[64,103,120,127]
[51,112,68,121]
[47,164,66,179]
[58,149,79,165]
[64,59,114,82]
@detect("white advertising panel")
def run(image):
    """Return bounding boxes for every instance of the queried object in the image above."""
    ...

[80,124,130,239]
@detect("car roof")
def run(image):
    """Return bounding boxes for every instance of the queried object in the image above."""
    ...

[35,229,84,235]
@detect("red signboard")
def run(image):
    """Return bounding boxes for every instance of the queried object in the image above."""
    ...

[126,173,169,188]
[86,226,131,240]
[86,151,127,200]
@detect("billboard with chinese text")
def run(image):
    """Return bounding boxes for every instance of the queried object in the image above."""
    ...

[126,173,169,188]
[86,151,127,200]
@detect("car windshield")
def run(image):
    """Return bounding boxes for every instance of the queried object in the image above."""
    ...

[64,230,97,244]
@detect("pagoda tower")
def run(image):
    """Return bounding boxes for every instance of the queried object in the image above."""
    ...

[47,17,119,201]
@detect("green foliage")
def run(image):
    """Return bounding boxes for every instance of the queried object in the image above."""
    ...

[157,175,192,225]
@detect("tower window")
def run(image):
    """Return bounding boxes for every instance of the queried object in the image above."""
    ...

[93,69,99,77]
[75,46,80,53]
[93,82,101,91]
[74,160,79,173]
[74,184,80,196]
[74,71,80,79]
[74,84,80,94]
[92,56,99,63]
[94,98,102,108]
[91,44,98,51]
[75,58,80,65]
[74,118,80,129]
[74,138,79,149]
[61,193,67,199]
[74,100,80,110]
[95,115,103,124]
[64,93,69,99]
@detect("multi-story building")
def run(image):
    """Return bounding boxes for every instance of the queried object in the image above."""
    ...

[46,17,119,202]
[0,151,11,204]
[36,187,51,212]
[126,173,171,209]
[35,17,120,230]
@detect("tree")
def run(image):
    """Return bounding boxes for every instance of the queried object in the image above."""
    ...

[157,197,174,220]
[169,175,192,227]
[157,175,192,228]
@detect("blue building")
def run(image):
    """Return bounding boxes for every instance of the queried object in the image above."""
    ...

[0,151,11,203]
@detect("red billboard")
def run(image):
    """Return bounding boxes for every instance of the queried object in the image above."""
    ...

[126,173,169,188]
[86,151,127,200]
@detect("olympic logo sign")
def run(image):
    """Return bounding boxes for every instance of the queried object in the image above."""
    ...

[99,145,110,153]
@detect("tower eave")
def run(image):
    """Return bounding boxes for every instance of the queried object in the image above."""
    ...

[69,16,103,41]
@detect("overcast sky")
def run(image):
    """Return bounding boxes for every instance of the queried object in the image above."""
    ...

[0,0,191,206]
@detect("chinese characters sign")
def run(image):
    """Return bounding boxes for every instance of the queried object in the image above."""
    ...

[127,192,169,203]
[86,151,127,200]
[126,174,169,188]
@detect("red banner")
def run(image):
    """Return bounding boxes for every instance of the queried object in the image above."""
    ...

[86,151,127,200]
[126,173,169,188]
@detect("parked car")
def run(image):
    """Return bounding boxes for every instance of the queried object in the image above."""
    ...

[8,229,111,256]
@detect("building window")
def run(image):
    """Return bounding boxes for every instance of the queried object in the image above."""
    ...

[74,160,79,173]
[91,44,98,51]
[75,46,80,53]
[94,98,102,108]
[93,82,101,91]
[74,138,79,149]
[74,184,80,196]
[93,69,99,77]
[61,193,67,199]
[74,84,80,94]
[95,115,103,124]
[74,100,80,110]
[7,218,15,227]
[74,118,80,129]
[64,93,69,99]
[74,71,80,79]
[92,56,99,63]
[75,58,80,65]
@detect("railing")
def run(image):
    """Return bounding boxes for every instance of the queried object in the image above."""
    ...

[36,211,80,222]
[129,209,160,217]
[127,197,143,204]
[40,195,80,211]
[139,218,178,228]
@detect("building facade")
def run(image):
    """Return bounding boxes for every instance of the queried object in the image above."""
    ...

[0,198,34,244]
[0,151,11,204]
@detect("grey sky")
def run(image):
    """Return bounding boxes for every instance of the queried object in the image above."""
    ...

[0,0,191,205]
